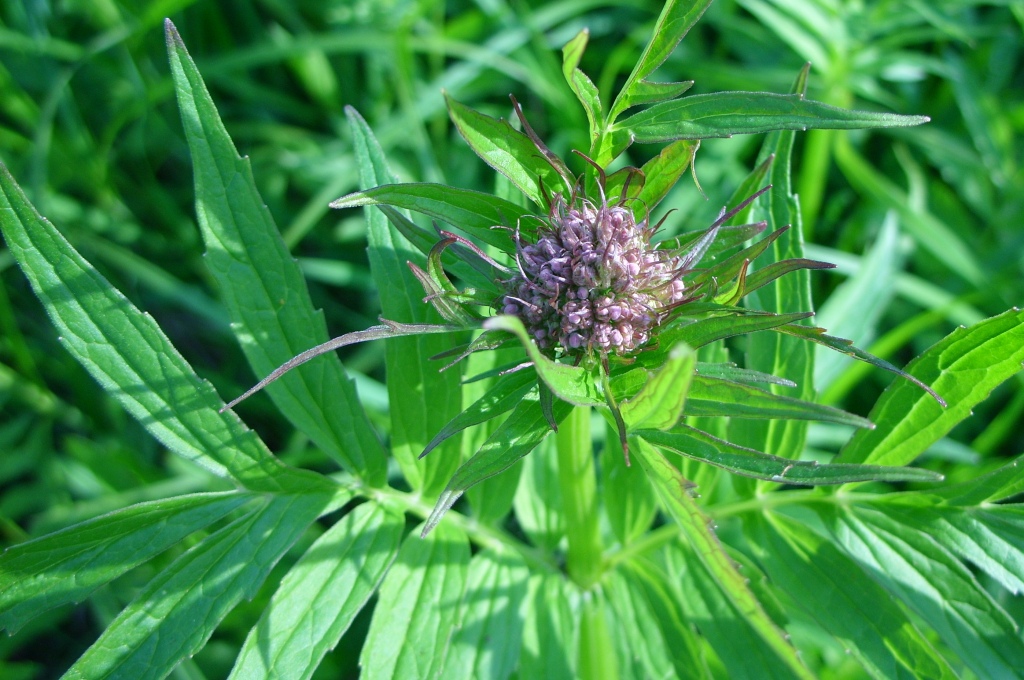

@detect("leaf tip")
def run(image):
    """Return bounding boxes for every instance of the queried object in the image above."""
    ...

[164,19,185,50]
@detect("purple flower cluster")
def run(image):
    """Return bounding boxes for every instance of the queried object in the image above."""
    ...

[502,195,687,355]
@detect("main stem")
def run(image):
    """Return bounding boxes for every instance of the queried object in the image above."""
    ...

[557,404,603,587]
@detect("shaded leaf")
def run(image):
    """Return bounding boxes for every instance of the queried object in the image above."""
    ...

[519,574,578,680]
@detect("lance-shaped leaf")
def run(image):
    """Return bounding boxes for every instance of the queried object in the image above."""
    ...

[658,310,813,352]
[607,0,710,121]
[632,439,814,679]
[694,362,797,387]
[738,258,836,299]
[688,226,788,288]
[331,182,534,255]
[423,393,573,536]
[685,375,874,429]
[484,315,604,406]
[446,94,571,206]
[0,492,254,633]
[420,367,537,459]
[618,92,930,143]
[229,501,404,680]
[837,307,1024,467]
[63,492,332,679]
[165,21,386,483]
[221,320,466,412]
[620,342,696,430]
[633,140,700,214]
[0,162,324,494]
[638,426,942,485]
[562,29,603,143]
[775,323,946,407]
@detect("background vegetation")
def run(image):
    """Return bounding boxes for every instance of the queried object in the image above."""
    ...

[1,0,1022,677]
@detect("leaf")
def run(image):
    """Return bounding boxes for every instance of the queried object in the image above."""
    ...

[931,453,1024,506]
[484,315,604,406]
[63,492,332,679]
[578,589,619,680]
[421,367,536,459]
[0,162,322,494]
[837,308,1024,467]
[349,106,464,496]
[631,439,814,679]
[513,436,566,553]
[694,362,797,387]
[424,392,573,536]
[638,426,942,485]
[601,421,656,545]
[0,492,253,633]
[361,521,470,680]
[562,30,603,143]
[633,140,700,213]
[686,375,874,429]
[439,548,530,679]
[820,504,1024,678]
[746,513,957,680]
[607,0,711,120]
[620,342,696,430]
[229,500,404,680]
[659,310,813,352]
[519,575,578,680]
[618,91,930,143]
[445,94,570,207]
[165,21,387,483]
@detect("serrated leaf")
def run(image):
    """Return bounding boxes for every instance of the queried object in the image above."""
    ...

[349,106,464,496]
[686,375,874,429]
[837,308,1024,467]
[331,182,532,255]
[63,492,332,679]
[519,574,578,680]
[0,162,323,494]
[608,0,711,120]
[620,342,696,430]
[638,426,942,485]
[747,513,957,680]
[820,504,1024,678]
[165,22,386,483]
[439,548,530,679]
[484,315,604,406]
[424,391,573,536]
[0,492,253,633]
[618,92,929,143]
[446,94,570,207]
[229,500,404,680]
[631,438,814,679]
[361,521,470,680]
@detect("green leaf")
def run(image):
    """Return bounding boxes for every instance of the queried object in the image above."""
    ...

[660,310,813,351]
[931,453,1024,506]
[747,513,957,680]
[424,391,573,536]
[513,436,566,553]
[638,426,942,485]
[421,366,536,459]
[820,504,1024,678]
[0,162,322,494]
[445,94,570,207]
[484,315,604,406]
[519,575,578,680]
[229,500,403,679]
[562,30,603,143]
[330,182,533,255]
[578,590,619,680]
[601,421,656,545]
[607,0,710,121]
[618,92,929,143]
[165,21,386,483]
[439,548,530,679]
[63,492,332,679]
[631,439,814,679]
[633,139,700,213]
[361,521,470,680]
[349,106,464,496]
[686,375,874,429]
[0,492,252,633]
[620,342,696,430]
[836,308,1024,467]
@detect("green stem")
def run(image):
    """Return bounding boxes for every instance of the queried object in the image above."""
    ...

[557,405,603,587]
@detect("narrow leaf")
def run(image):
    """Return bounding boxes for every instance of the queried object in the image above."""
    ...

[639,426,942,485]
[562,30,603,142]
[0,492,252,633]
[229,501,404,680]
[837,308,1024,466]
[620,342,696,430]
[619,92,930,143]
